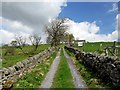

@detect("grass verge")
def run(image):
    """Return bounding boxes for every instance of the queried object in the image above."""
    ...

[65,49,111,88]
[13,50,57,89]
[51,48,75,88]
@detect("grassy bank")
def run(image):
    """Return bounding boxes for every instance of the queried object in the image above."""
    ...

[51,48,75,88]
[66,49,111,88]
[13,50,57,89]
[2,44,50,68]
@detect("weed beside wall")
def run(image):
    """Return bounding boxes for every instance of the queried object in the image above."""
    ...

[1,47,57,89]
[65,46,120,87]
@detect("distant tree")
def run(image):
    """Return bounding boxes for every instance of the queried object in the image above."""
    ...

[29,34,41,52]
[64,33,74,46]
[3,44,8,47]
[10,40,17,47]
[68,34,74,46]
[45,18,69,46]
[15,35,27,54]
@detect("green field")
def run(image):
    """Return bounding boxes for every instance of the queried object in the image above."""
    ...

[76,42,119,52]
[51,48,75,88]
[2,44,50,68]
[75,42,120,57]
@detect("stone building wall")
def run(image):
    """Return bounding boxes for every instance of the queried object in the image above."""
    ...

[1,47,57,89]
[65,46,120,86]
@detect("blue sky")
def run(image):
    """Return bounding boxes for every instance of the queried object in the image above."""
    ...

[1,1,119,44]
[118,1,120,13]
[59,2,117,34]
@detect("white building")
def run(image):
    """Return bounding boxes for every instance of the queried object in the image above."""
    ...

[74,40,86,47]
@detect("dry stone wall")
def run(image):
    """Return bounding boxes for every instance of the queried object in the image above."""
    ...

[1,47,57,89]
[65,46,120,87]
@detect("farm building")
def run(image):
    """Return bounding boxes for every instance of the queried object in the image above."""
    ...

[74,40,86,47]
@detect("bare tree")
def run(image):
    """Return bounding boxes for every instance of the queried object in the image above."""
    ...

[15,35,26,54]
[29,34,41,51]
[45,18,69,46]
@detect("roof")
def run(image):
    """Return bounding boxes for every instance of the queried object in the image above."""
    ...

[74,40,86,42]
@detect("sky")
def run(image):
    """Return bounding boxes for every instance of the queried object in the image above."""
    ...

[60,2,117,34]
[0,0,120,45]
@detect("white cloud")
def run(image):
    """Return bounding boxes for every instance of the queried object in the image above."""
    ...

[2,17,33,34]
[66,19,118,42]
[0,17,33,44]
[0,29,14,44]
[108,3,118,13]
[2,1,67,31]
[116,14,120,41]
[116,14,118,20]
[1,0,67,44]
